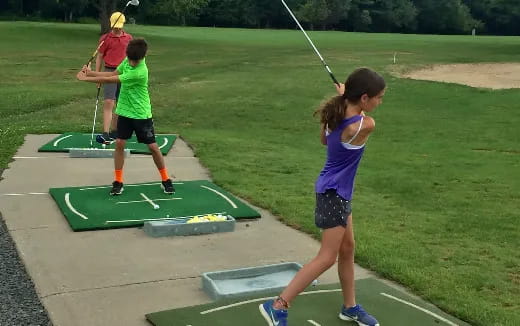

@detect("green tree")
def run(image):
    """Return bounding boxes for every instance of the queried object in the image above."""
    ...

[347,0,374,31]
[91,0,118,33]
[55,0,90,22]
[151,0,209,25]
[414,0,478,34]
[371,0,417,32]
[463,0,519,35]
[324,0,351,29]
[297,0,330,30]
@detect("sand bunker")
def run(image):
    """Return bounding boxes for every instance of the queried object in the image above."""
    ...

[403,63,520,89]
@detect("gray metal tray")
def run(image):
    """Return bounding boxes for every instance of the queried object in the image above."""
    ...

[143,215,235,237]
[69,148,131,158]
[202,262,305,300]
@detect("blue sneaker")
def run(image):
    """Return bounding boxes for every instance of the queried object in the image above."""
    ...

[96,133,115,145]
[259,299,288,326]
[339,304,379,326]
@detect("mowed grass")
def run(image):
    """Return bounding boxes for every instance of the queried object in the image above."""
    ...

[1,22,519,325]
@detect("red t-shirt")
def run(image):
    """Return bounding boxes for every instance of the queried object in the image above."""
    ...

[98,31,133,68]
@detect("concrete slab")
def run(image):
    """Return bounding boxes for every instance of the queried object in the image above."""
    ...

[0,156,209,193]
[43,278,209,326]
[1,134,373,326]
[9,206,359,298]
[0,194,65,230]
[69,148,131,158]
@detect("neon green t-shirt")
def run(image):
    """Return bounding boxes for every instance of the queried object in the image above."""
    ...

[115,57,152,119]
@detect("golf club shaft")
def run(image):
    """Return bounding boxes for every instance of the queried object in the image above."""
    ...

[90,86,101,148]
[279,0,339,85]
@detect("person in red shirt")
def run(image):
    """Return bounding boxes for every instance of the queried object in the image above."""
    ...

[95,11,133,143]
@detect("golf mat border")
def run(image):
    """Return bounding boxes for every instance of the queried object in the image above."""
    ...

[50,180,261,231]
[38,132,177,155]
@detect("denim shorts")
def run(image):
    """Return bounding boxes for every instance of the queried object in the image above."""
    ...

[314,189,352,229]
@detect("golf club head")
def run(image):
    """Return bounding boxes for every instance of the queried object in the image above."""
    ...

[128,0,139,6]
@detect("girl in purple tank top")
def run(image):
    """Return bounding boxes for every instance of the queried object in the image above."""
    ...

[260,68,386,326]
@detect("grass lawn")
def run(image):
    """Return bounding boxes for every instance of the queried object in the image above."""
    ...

[1,22,519,326]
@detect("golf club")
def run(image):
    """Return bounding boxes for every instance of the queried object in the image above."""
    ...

[89,86,102,148]
[279,0,339,85]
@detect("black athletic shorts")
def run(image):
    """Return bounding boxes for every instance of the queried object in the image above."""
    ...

[314,189,352,229]
[117,115,156,144]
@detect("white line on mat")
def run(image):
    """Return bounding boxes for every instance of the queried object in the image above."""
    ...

[53,134,73,147]
[200,296,272,314]
[380,293,459,326]
[200,288,460,325]
[200,288,340,315]
[158,137,169,149]
[1,192,47,196]
[307,320,321,326]
[140,193,158,208]
[79,182,184,191]
[65,193,88,220]
[200,185,237,208]
[106,217,178,224]
[13,156,69,159]
[106,212,226,224]
[116,197,182,204]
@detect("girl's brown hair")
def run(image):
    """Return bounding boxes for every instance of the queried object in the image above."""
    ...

[314,68,385,131]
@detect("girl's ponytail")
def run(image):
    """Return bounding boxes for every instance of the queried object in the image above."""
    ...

[314,95,346,131]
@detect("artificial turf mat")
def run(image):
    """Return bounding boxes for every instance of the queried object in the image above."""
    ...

[39,132,176,155]
[146,278,469,326]
[50,180,260,231]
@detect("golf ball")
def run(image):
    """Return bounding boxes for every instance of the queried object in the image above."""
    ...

[154,204,160,210]
[166,214,170,218]
[102,144,106,149]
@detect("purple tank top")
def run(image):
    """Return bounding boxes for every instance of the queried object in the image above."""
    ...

[315,115,365,200]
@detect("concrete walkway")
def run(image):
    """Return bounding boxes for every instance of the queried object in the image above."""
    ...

[0,135,374,326]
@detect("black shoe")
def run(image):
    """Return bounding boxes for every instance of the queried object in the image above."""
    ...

[96,132,114,145]
[109,131,118,140]
[161,179,175,194]
[110,181,124,196]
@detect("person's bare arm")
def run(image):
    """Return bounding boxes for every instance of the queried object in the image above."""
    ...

[82,65,118,77]
[96,53,103,73]
[341,116,375,145]
[87,70,119,77]
[77,69,119,83]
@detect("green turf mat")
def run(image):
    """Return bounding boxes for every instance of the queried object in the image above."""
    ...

[146,278,469,326]
[50,180,260,231]
[38,132,177,155]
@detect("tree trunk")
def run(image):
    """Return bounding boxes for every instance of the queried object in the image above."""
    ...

[99,0,118,34]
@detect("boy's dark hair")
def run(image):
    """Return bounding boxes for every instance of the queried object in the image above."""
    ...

[314,68,385,131]
[126,38,148,61]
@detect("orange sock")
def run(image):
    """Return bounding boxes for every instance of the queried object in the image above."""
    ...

[115,169,123,183]
[159,168,169,181]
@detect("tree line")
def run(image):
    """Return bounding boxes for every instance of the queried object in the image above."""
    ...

[1,0,520,35]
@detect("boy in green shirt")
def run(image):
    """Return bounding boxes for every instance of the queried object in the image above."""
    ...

[77,38,174,196]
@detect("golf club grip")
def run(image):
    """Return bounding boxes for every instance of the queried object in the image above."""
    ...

[86,40,105,66]
[329,72,339,85]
